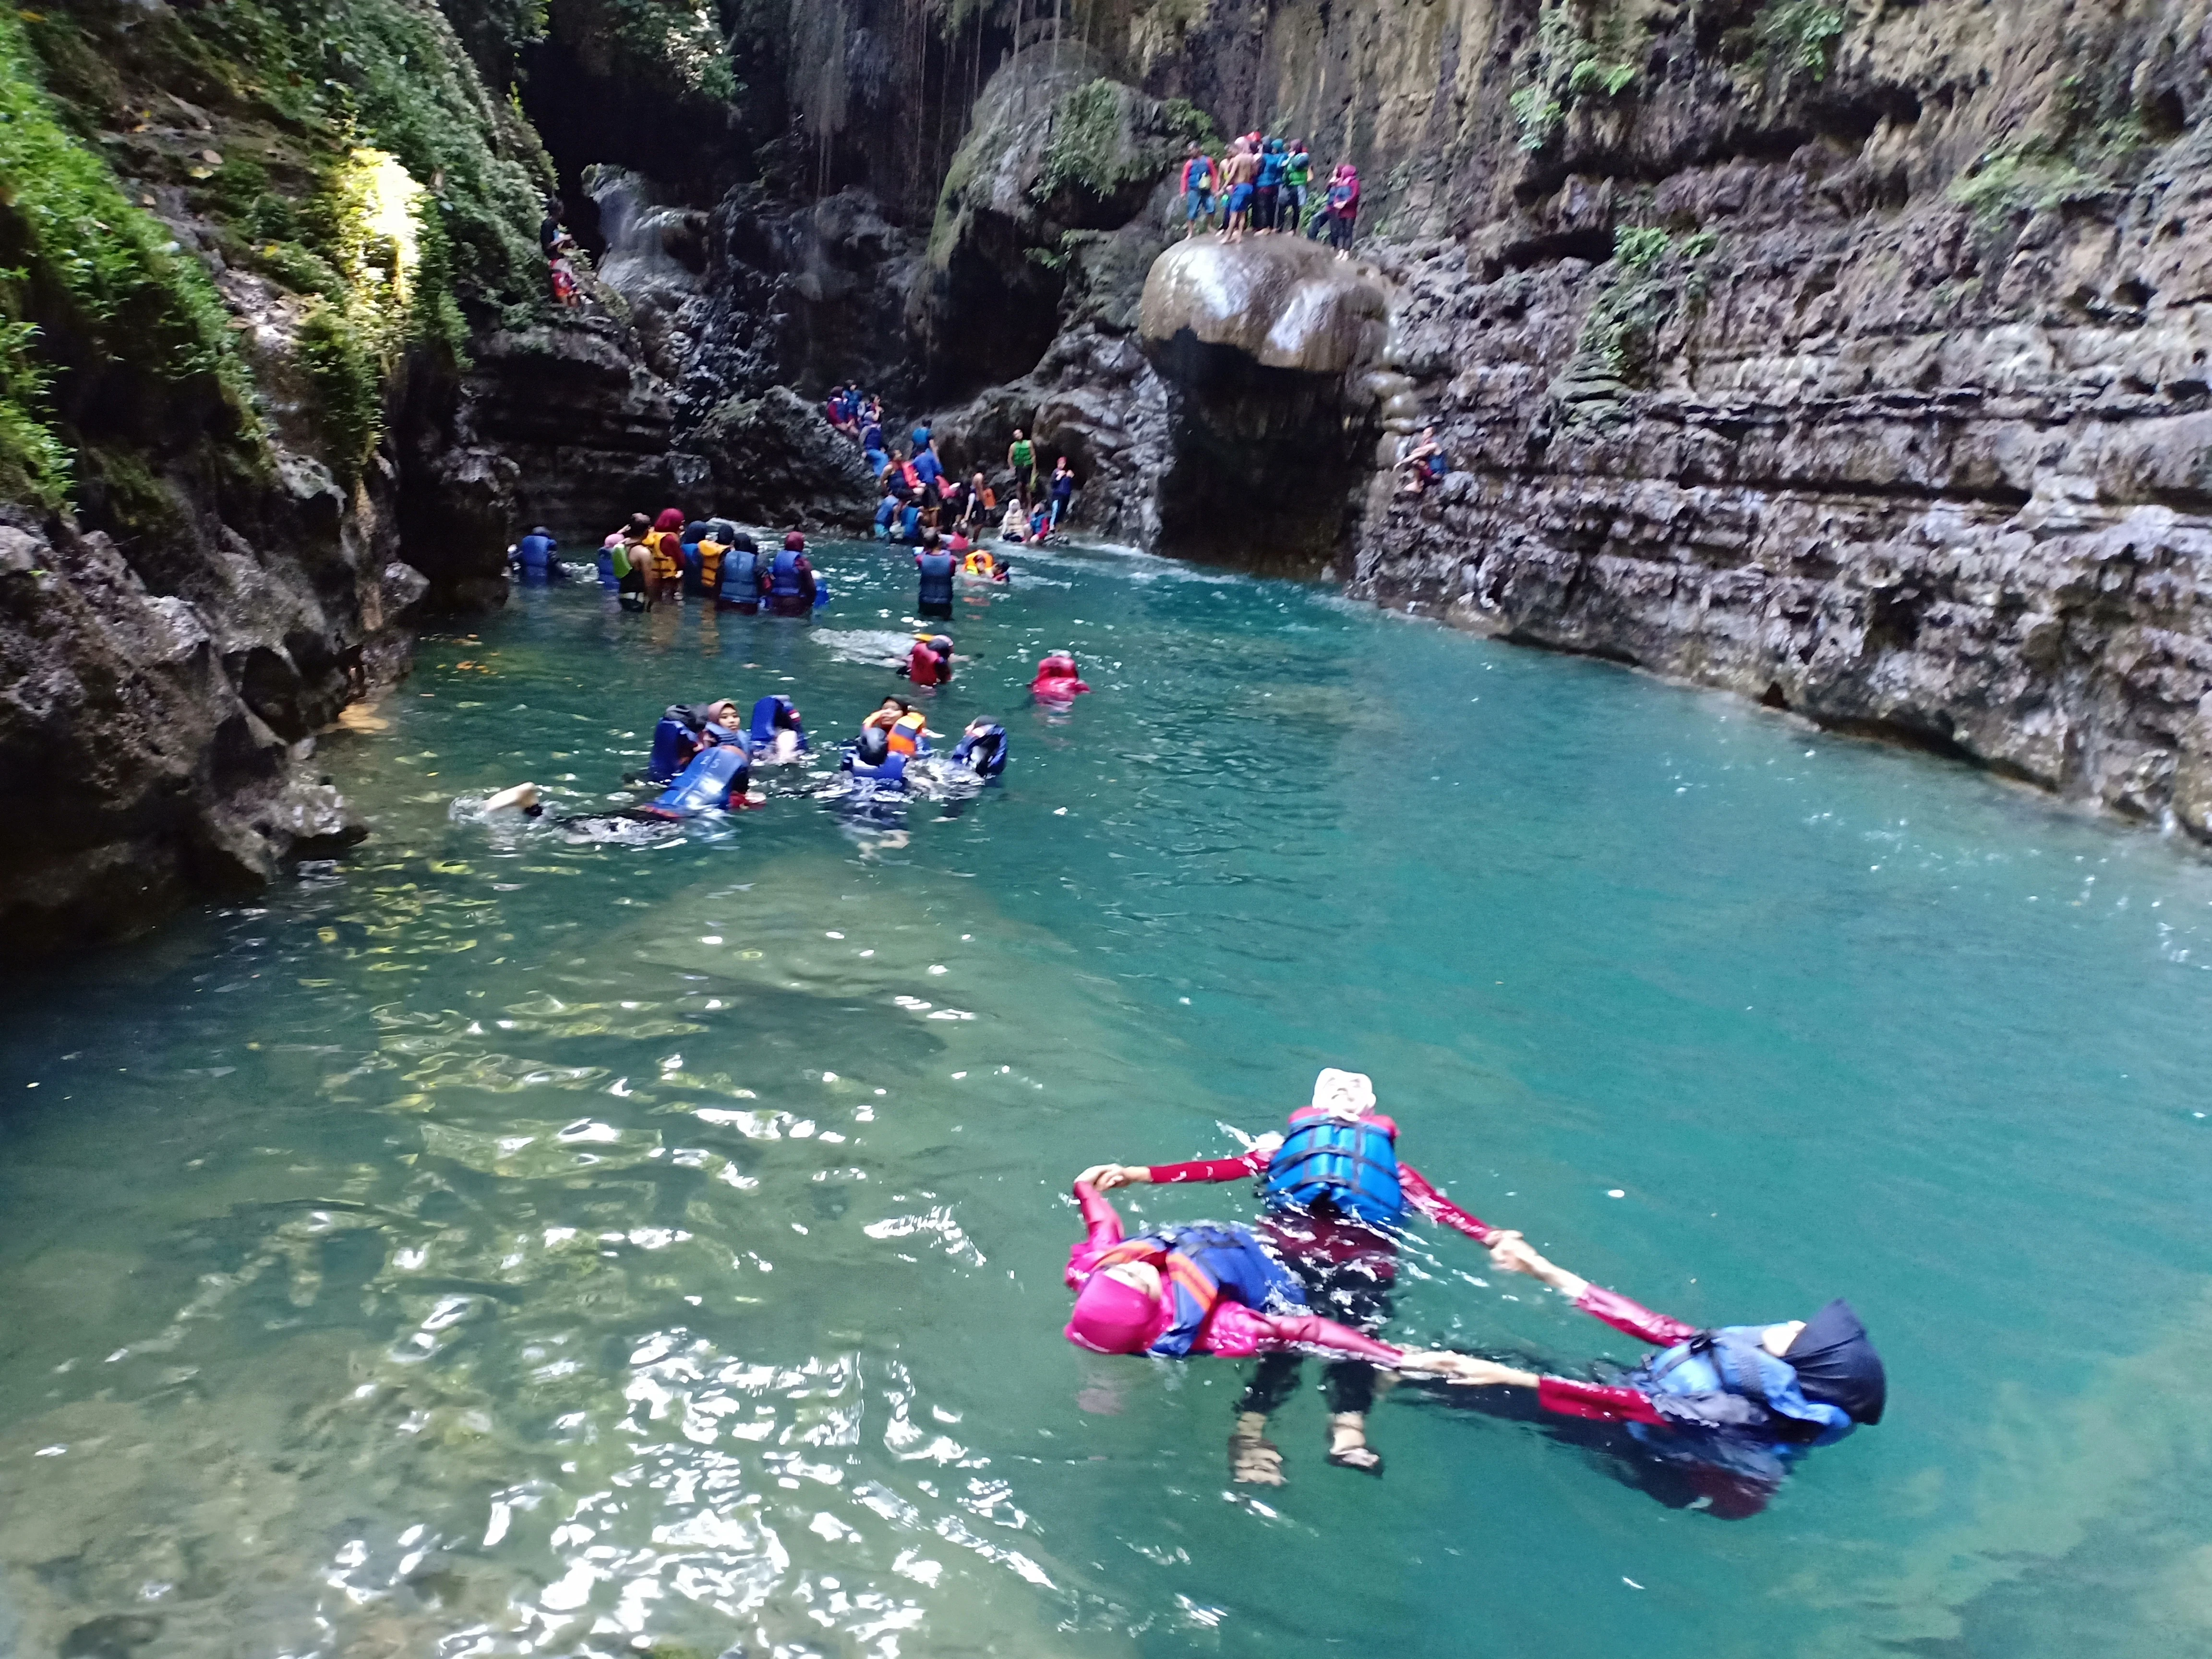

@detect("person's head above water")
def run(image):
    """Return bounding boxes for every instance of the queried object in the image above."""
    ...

[1771,1299,1887,1423]
[1065,1261,1163,1353]
[784,531,806,552]
[654,507,684,532]
[1309,1067,1377,1120]
[628,512,651,534]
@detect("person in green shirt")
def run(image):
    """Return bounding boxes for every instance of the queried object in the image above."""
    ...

[1282,142,1313,235]
[1007,428,1039,500]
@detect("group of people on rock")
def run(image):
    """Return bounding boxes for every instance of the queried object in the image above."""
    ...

[533,510,822,616]
[1062,1068,1886,1515]
[834,403,1081,546]
[1178,134,1360,254]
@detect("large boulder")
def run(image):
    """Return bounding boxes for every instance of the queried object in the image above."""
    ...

[1137,238,1395,572]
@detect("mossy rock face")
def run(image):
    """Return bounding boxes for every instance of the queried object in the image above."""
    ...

[911,47,1208,400]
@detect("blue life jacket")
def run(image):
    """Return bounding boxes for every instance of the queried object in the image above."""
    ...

[917,551,954,606]
[1121,1223,1306,1358]
[862,422,884,453]
[648,713,704,781]
[653,733,750,814]
[1259,150,1286,187]
[770,550,804,598]
[875,497,899,530]
[1260,1113,1404,1226]
[749,694,808,751]
[597,545,619,589]
[720,546,761,602]
[900,505,922,542]
[679,541,707,594]
[516,533,558,582]
[914,449,943,488]
[844,751,909,792]
[951,723,1008,777]
[1631,1328,1855,1442]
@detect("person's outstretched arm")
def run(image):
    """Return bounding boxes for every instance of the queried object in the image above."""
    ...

[1202,1302,1483,1379]
[1486,1233,1700,1348]
[1396,1160,1497,1243]
[1065,1172,1127,1286]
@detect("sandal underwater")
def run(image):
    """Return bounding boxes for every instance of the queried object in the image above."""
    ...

[1229,1414,1287,1486]
[1326,1413,1384,1477]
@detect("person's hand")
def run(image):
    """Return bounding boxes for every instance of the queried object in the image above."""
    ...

[1075,1164,1120,1190]
[1485,1230,1541,1276]
[1090,1164,1148,1190]
[1250,1131,1284,1156]
[1426,1356,1538,1388]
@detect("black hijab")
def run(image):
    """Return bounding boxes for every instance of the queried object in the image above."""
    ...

[1784,1299,1887,1424]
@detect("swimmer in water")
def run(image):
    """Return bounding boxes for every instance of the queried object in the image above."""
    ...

[1063,1170,1493,1387]
[1420,1233,1887,1519]
[482,782,543,817]
[1087,1068,1498,1480]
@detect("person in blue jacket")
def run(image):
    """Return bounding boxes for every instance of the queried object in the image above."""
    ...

[639,726,753,817]
[767,533,818,616]
[717,533,766,613]
[648,699,739,782]
[950,719,1008,777]
[915,533,955,619]
[511,527,563,584]
[874,489,901,541]
[1431,1230,1887,1518]
[748,694,810,761]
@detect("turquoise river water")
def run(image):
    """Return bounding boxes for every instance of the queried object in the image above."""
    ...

[3,541,2210,1659]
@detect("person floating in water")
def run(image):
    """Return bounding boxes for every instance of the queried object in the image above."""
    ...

[902,634,954,688]
[648,698,740,782]
[747,694,809,763]
[1030,651,1090,700]
[636,723,754,818]
[950,719,1008,778]
[961,545,1007,582]
[767,531,817,616]
[1086,1068,1498,1481]
[1435,1232,1887,1519]
[510,527,565,584]
[916,533,955,619]
[1063,1169,1486,1383]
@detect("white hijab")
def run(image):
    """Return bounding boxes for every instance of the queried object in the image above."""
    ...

[1310,1068,1376,1119]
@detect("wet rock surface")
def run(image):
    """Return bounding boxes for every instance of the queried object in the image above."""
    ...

[0,514,375,952]
[1139,238,1392,570]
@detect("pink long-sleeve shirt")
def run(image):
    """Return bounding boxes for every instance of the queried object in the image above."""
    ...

[1065,1181,1407,1364]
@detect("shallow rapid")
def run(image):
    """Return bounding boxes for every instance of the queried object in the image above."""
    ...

[3,541,2209,1658]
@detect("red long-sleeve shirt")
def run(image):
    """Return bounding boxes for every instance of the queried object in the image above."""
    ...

[1527,1285,1704,1425]
[1142,1148,1498,1243]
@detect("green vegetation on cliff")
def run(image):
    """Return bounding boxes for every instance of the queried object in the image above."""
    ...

[1510,1,1640,152]
[0,8,248,508]
[0,0,556,509]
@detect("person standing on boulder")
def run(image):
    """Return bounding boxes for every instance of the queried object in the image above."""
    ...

[1222,139,1259,243]
[1282,142,1313,234]
[1326,164,1360,258]
[1178,141,1218,238]
[1253,137,1286,234]
[1007,428,1040,501]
